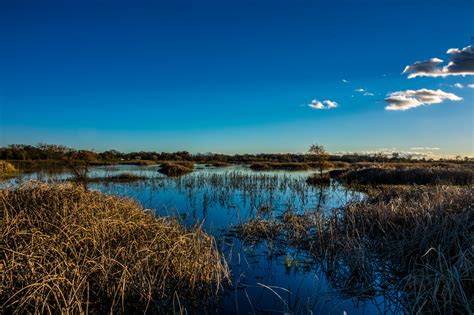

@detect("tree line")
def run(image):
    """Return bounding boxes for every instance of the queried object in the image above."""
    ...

[0,143,470,164]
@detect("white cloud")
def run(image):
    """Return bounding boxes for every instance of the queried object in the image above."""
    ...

[410,147,441,150]
[403,45,474,78]
[385,88,462,111]
[355,88,374,96]
[308,99,338,110]
[468,84,474,88]
[454,83,464,88]
[324,100,338,108]
[342,79,349,83]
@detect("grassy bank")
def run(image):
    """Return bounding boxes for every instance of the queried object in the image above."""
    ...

[0,183,229,313]
[233,185,473,313]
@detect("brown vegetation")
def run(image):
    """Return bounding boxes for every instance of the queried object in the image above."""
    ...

[306,173,331,185]
[249,162,311,171]
[83,173,147,182]
[330,167,473,186]
[233,186,473,313]
[0,161,16,179]
[0,183,229,313]
[158,161,195,177]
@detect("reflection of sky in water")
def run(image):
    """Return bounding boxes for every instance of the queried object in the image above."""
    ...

[6,165,400,314]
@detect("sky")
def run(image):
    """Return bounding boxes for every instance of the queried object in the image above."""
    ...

[1,0,473,156]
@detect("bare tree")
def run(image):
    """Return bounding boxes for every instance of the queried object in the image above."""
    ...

[309,144,329,177]
[63,150,96,181]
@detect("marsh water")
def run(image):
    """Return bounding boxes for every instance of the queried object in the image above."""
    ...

[6,164,402,314]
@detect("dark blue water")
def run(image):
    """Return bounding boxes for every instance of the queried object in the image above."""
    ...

[6,165,402,314]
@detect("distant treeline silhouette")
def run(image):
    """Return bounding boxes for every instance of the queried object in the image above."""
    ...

[0,143,471,165]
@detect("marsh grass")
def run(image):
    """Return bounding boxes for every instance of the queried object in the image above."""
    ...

[249,162,311,171]
[233,185,473,314]
[306,173,331,185]
[0,161,16,179]
[158,161,195,177]
[208,161,231,167]
[0,182,229,313]
[82,173,147,182]
[331,167,473,186]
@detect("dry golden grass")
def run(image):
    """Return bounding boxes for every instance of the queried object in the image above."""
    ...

[0,182,229,313]
[233,185,473,313]
[0,161,16,179]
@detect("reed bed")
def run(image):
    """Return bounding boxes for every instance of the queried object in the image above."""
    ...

[207,161,231,167]
[233,185,473,314]
[331,167,473,186]
[83,173,147,182]
[0,182,229,313]
[249,162,311,171]
[171,171,318,212]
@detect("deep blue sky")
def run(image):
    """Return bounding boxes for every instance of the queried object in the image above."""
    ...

[1,0,473,156]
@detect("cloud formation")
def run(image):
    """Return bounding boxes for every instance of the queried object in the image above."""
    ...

[410,147,441,150]
[454,83,464,88]
[403,45,474,78]
[385,89,462,111]
[468,84,474,88]
[308,99,338,110]
[355,88,374,96]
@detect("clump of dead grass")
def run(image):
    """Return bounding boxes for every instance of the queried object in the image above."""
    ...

[158,161,194,177]
[0,182,229,313]
[0,161,16,179]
